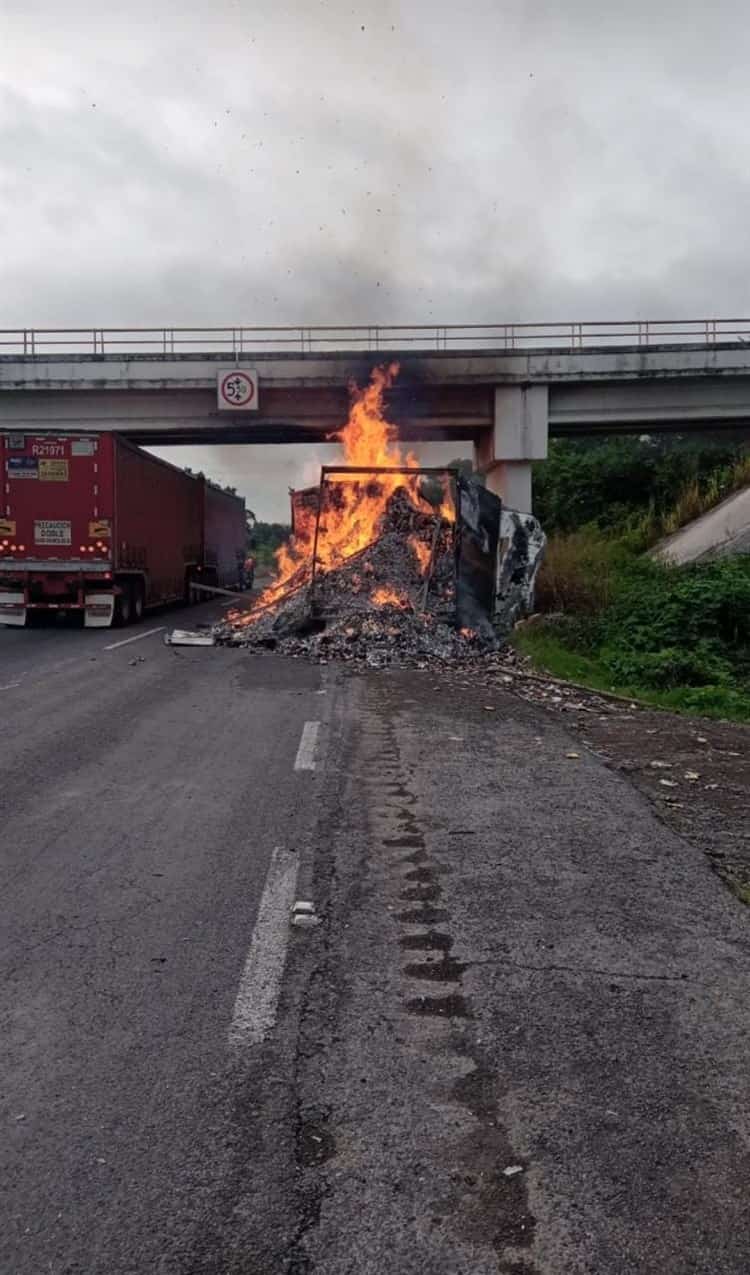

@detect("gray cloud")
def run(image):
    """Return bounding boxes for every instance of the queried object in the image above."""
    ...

[2,0,749,514]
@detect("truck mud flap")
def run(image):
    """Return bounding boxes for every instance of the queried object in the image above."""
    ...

[84,593,115,628]
[0,590,26,626]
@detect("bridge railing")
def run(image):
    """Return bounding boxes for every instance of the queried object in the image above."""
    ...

[1,320,749,356]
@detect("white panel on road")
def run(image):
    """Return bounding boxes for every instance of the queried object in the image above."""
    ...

[228,847,300,1047]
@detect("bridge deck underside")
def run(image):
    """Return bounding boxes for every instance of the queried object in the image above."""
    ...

[0,385,491,446]
[2,374,750,444]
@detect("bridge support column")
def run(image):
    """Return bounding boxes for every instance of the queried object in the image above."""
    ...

[475,385,548,513]
[484,461,532,513]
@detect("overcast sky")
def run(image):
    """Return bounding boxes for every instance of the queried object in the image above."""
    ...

[3,0,749,517]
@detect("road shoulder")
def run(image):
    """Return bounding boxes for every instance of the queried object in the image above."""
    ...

[289,668,750,1274]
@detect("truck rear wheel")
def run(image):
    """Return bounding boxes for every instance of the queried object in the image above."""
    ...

[131,582,144,622]
[114,587,132,627]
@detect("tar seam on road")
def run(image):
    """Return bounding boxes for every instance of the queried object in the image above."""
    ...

[103,626,166,651]
[0,681,22,691]
[294,720,321,771]
[228,846,301,1047]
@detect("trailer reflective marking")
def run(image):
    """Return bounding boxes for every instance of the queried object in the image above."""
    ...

[228,846,300,1047]
[294,720,321,771]
[103,626,165,651]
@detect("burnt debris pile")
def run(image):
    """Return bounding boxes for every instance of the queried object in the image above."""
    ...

[214,481,499,667]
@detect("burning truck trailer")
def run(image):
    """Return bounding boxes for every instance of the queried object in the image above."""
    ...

[303,467,505,638]
[216,362,545,664]
[218,466,538,665]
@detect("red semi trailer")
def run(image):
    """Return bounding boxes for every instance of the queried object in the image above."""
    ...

[0,432,246,628]
[199,478,248,593]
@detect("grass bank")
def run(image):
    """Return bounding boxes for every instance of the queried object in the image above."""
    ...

[514,624,750,722]
[521,437,750,721]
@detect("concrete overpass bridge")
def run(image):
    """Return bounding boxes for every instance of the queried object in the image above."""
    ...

[2,320,750,511]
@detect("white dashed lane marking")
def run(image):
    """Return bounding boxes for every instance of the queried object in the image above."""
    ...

[103,626,165,651]
[228,847,301,1047]
[294,721,320,771]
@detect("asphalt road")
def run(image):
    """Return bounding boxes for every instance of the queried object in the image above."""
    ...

[2,612,749,1274]
[1,604,326,1274]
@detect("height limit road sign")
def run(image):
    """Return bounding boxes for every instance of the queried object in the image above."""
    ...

[217,369,259,411]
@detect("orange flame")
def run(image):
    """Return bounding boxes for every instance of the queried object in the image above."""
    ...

[410,535,432,575]
[232,363,455,626]
[371,585,410,609]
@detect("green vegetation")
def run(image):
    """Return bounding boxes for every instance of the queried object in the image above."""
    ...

[519,436,750,721]
[729,880,750,907]
[534,436,750,537]
[249,521,291,571]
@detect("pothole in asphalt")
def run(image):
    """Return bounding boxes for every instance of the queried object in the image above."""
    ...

[404,865,450,882]
[400,930,454,952]
[403,957,467,983]
[395,906,450,925]
[298,1118,337,1168]
[402,848,430,865]
[406,992,472,1018]
[400,883,442,903]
